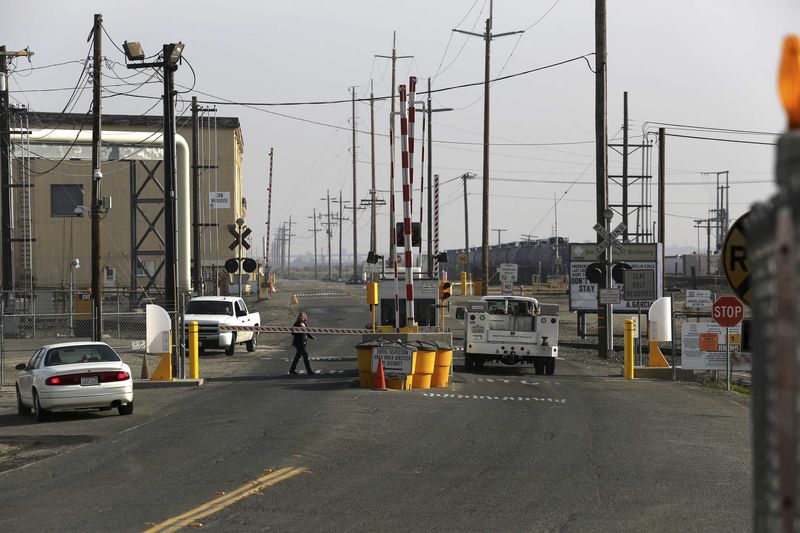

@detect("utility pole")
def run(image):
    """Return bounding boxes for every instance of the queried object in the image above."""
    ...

[191,96,202,294]
[492,228,506,245]
[622,91,629,241]
[460,172,476,277]
[702,170,730,250]
[287,215,295,278]
[321,190,334,280]
[308,209,321,280]
[375,32,412,271]
[369,82,377,255]
[453,0,523,295]
[0,45,33,296]
[279,222,287,274]
[333,192,350,281]
[594,0,611,358]
[350,86,359,282]
[90,14,104,342]
[0,46,11,296]
[425,78,453,277]
[658,127,666,291]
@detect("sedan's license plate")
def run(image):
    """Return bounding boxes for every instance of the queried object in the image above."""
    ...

[80,376,99,386]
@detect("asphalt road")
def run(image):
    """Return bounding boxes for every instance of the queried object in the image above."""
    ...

[0,280,752,532]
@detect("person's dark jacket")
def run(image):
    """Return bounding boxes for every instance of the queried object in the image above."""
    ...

[292,320,315,348]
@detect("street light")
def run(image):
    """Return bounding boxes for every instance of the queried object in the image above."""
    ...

[69,258,80,332]
[126,40,185,376]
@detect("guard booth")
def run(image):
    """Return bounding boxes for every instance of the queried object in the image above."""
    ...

[376,276,440,329]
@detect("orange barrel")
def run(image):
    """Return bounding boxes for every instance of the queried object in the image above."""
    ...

[431,342,454,388]
[410,341,436,390]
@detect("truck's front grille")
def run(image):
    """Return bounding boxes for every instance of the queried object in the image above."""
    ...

[185,324,219,336]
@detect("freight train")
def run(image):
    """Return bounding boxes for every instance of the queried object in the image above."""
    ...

[443,237,569,285]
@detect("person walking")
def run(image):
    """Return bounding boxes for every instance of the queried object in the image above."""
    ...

[289,311,316,375]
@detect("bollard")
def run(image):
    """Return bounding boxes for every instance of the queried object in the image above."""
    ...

[188,321,199,379]
[624,319,635,380]
[460,271,468,295]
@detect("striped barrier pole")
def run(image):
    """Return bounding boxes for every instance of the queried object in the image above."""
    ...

[418,100,426,260]
[265,147,273,271]
[399,83,415,328]
[388,111,400,331]
[434,173,440,279]
[219,325,376,335]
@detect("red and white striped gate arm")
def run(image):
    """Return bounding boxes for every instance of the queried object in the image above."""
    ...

[433,173,440,278]
[388,110,400,331]
[399,83,415,327]
[219,325,374,335]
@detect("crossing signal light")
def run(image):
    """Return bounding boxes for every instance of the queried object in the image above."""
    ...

[585,263,604,284]
[439,281,452,301]
[612,262,632,284]
[395,222,421,247]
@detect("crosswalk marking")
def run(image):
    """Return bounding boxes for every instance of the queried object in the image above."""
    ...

[294,291,350,297]
[421,392,566,403]
[473,378,560,386]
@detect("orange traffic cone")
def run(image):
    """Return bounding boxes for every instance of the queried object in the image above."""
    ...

[373,358,387,391]
[140,353,151,380]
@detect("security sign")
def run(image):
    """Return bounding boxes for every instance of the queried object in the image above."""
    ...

[722,212,750,306]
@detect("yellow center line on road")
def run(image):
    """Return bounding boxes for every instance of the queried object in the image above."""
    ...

[144,466,307,533]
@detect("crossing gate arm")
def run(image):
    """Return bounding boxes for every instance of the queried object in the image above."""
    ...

[219,325,374,335]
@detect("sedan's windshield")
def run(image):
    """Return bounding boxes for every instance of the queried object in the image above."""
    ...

[185,301,233,315]
[45,345,121,366]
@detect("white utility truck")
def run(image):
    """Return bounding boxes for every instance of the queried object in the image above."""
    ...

[457,295,560,375]
[183,296,260,355]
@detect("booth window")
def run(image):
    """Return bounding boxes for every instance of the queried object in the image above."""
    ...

[51,184,84,217]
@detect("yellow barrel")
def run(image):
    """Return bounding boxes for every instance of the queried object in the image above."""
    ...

[357,348,372,372]
[359,371,374,388]
[411,342,436,390]
[387,374,413,390]
[431,345,454,388]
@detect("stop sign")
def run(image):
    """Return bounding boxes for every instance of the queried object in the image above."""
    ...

[712,296,744,327]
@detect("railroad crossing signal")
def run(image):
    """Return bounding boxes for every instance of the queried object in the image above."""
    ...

[228,223,252,251]
[593,222,626,255]
[712,295,744,328]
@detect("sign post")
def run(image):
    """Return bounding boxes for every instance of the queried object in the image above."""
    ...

[624,269,656,367]
[712,295,745,391]
[593,221,626,356]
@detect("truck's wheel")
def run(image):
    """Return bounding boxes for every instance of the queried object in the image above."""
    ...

[534,361,545,375]
[246,332,258,352]
[545,358,556,375]
[464,354,475,372]
[474,357,485,372]
[225,334,236,356]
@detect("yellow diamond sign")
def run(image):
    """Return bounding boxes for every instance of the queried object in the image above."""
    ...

[722,212,750,306]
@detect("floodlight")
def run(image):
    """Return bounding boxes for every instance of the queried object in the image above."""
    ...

[165,42,184,65]
[123,41,145,61]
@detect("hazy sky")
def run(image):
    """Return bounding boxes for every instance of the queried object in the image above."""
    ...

[4,0,796,260]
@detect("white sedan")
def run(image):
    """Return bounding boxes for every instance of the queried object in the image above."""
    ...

[15,342,134,421]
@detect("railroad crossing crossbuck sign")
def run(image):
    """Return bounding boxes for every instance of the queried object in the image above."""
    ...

[228,223,252,251]
[594,222,626,255]
[712,296,744,328]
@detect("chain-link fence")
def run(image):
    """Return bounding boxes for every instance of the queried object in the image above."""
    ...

[0,288,180,387]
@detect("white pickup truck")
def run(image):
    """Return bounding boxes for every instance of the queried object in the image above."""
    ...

[183,296,260,356]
